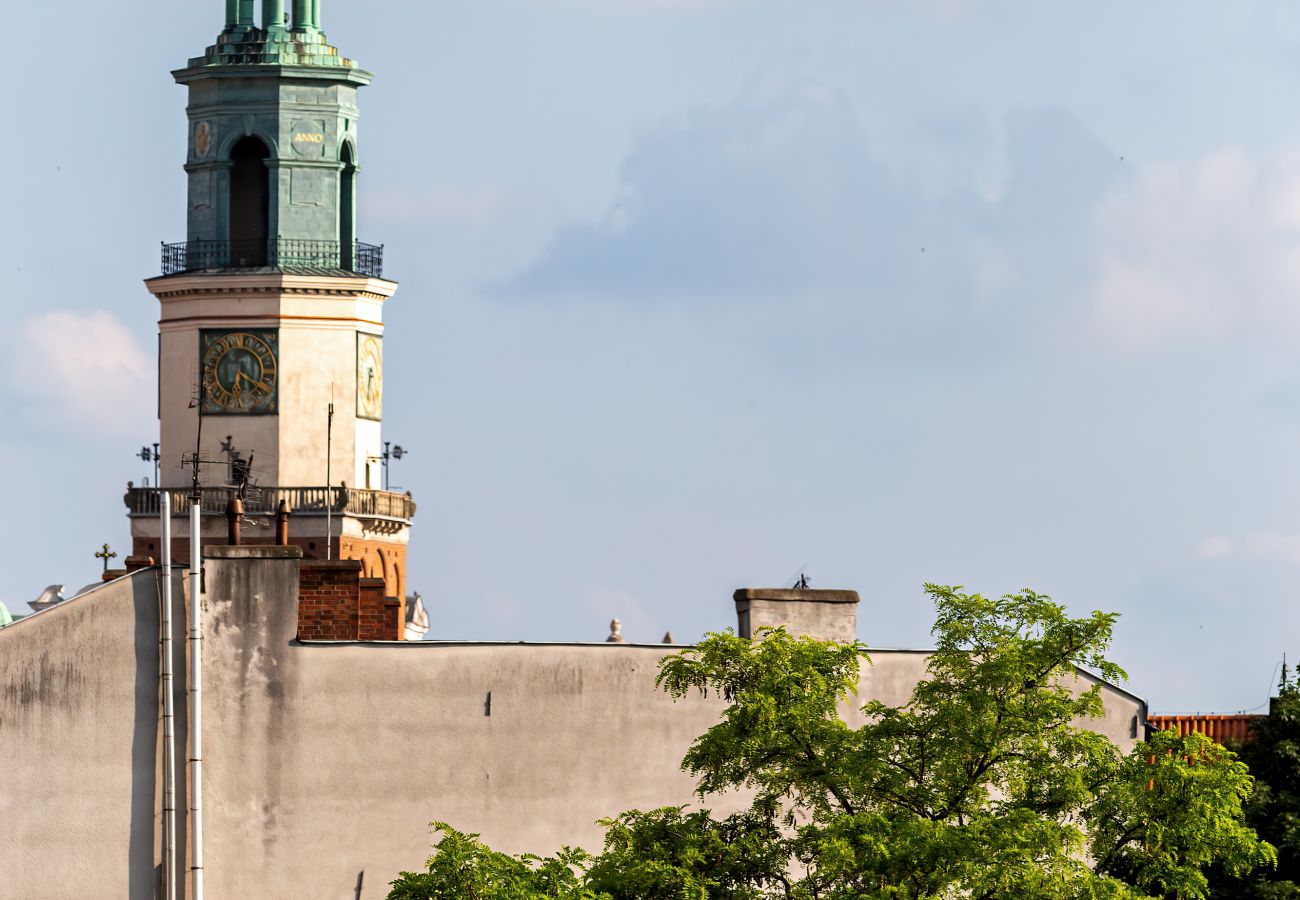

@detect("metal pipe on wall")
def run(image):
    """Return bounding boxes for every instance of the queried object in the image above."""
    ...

[189,500,204,900]
[161,493,177,900]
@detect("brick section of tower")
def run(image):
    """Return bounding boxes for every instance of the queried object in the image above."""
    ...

[135,534,407,601]
[297,560,404,641]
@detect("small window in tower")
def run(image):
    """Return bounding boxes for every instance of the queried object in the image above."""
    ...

[229,137,271,267]
[339,142,357,270]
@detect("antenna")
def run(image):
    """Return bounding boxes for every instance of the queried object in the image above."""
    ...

[137,443,161,487]
[782,564,811,590]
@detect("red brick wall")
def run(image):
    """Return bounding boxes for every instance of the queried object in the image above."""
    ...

[296,562,404,642]
[297,561,363,640]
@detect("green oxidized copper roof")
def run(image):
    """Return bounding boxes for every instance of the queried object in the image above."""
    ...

[189,26,358,69]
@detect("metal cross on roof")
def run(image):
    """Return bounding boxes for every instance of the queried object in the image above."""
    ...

[95,544,118,573]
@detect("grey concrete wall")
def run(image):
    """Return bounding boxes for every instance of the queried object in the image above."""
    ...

[201,549,730,897]
[0,570,186,900]
[0,552,1146,900]
[200,551,1145,899]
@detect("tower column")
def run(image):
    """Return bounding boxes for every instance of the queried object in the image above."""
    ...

[292,0,311,30]
[237,0,254,26]
[311,0,321,30]
[263,0,286,31]
[225,0,238,27]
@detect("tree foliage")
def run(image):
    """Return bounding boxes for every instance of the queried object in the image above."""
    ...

[1208,670,1300,898]
[389,585,1273,899]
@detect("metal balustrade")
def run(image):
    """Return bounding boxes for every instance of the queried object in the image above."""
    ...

[160,239,384,277]
[125,486,416,522]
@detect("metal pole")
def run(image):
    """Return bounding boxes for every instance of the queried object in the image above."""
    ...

[326,401,334,560]
[189,500,204,900]
[161,492,177,900]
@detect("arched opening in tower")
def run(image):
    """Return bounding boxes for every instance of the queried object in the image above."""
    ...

[229,136,271,267]
[340,142,357,270]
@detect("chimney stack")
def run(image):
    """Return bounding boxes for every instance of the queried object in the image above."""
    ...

[733,588,859,644]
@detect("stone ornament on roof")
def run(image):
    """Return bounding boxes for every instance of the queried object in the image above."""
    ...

[29,585,65,614]
[606,618,626,643]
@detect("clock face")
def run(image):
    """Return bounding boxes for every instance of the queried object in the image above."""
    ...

[200,330,279,415]
[357,333,383,420]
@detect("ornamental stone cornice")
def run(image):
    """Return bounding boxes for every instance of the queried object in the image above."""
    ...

[145,271,398,301]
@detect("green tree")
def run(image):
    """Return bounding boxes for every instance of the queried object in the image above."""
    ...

[1208,670,1300,898]
[389,585,1274,899]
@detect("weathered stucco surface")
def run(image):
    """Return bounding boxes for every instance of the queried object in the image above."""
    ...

[2,553,1145,899]
[0,571,187,900]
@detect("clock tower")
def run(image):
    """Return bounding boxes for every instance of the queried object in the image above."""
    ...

[127,0,415,601]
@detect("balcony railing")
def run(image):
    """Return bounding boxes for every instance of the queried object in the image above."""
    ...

[126,485,416,523]
[160,239,384,278]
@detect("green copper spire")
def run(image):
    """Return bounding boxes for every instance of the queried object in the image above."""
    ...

[165,0,378,274]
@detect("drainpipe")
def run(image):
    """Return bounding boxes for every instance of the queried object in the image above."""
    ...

[161,492,177,900]
[190,500,204,900]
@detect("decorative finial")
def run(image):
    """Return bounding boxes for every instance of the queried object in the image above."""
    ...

[662,631,675,644]
[95,544,119,574]
[606,618,626,643]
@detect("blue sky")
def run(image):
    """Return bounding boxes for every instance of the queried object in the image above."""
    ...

[4,0,1300,712]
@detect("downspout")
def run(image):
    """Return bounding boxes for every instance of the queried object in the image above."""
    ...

[161,492,177,900]
[190,499,204,900]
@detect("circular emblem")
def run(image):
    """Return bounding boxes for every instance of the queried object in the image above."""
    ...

[290,120,327,157]
[202,331,278,414]
[195,122,212,160]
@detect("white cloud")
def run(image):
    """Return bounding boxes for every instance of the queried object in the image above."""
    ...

[1090,148,1300,350]
[1244,531,1300,567]
[4,311,152,437]
[1198,536,1235,560]
[1198,531,1300,567]
[508,71,1121,341]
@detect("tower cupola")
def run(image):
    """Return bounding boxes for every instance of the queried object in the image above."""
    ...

[167,0,376,273]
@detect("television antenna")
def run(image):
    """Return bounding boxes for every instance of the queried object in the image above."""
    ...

[782,564,811,590]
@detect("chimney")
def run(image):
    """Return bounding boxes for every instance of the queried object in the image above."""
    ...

[226,496,243,546]
[275,500,290,546]
[733,588,859,644]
